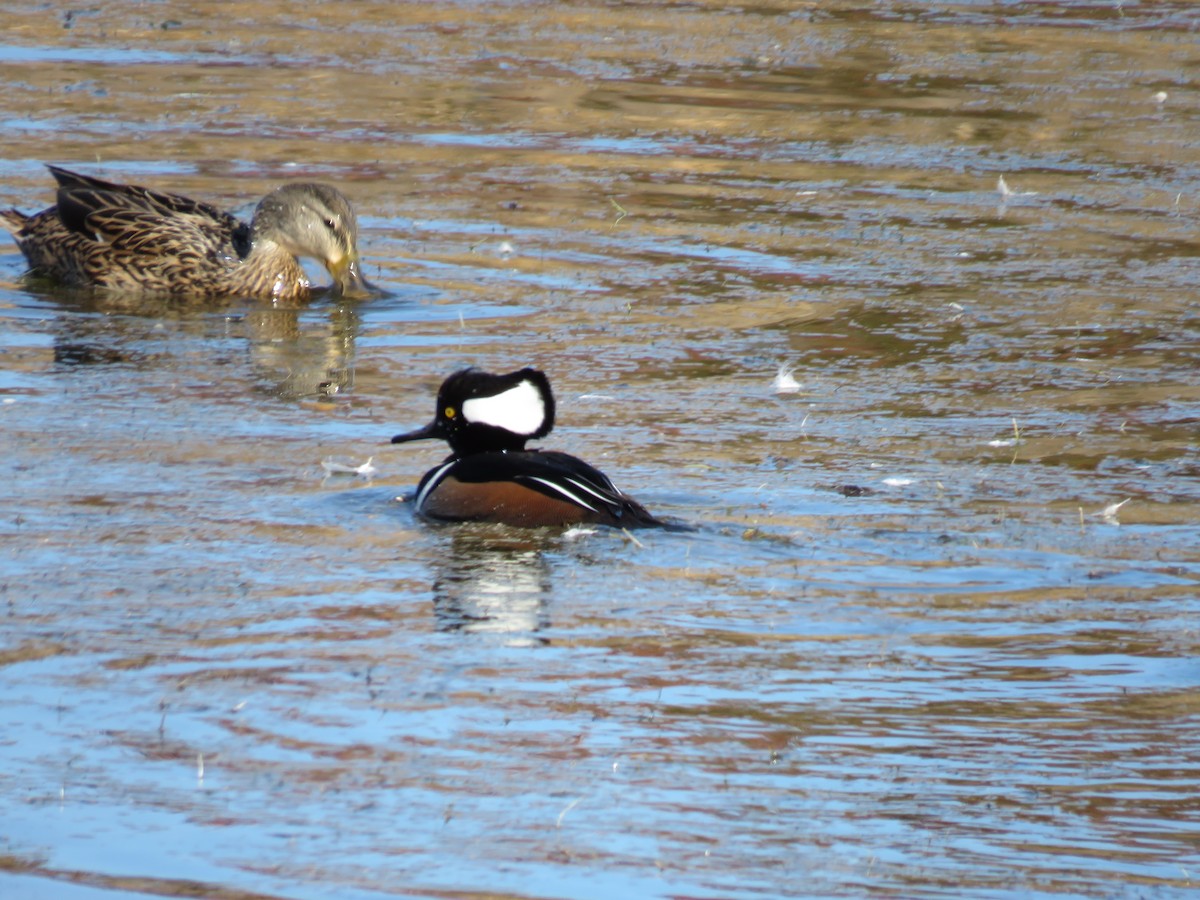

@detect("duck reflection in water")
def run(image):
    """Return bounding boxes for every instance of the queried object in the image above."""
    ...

[430,530,552,645]
[29,280,363,402]
[243,302,361,401]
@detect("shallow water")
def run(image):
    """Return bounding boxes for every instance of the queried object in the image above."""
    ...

[2,2,1200,898]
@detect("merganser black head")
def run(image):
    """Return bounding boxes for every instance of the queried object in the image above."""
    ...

[391,367,556,456]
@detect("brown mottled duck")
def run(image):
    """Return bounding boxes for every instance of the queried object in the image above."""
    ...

[1,165,372,300]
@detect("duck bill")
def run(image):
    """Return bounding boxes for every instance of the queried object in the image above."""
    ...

[391,420,441,444]
[328,254,375,298]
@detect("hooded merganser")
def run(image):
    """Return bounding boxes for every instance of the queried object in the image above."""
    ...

[391,367,664,529]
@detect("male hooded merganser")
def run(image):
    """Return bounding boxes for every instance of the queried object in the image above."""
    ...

[391,367,664,529]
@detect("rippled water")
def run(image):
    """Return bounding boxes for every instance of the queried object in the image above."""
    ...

[2,2,1199,898]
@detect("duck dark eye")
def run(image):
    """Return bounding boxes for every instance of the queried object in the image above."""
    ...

[323,217,337,231]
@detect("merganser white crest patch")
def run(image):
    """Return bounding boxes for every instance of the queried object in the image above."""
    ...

[462,379,545,435]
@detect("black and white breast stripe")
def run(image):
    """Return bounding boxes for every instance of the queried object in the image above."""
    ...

[413,460,458,513]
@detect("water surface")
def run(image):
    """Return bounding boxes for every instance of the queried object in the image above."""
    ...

[2,2,1199,898]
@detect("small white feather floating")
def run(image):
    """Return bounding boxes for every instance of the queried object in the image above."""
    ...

[1096,498,1131,525]
[772,364,801,394]
[321,456,378,478]
[997,175,1038,199]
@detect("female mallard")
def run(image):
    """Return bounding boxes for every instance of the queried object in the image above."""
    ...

[1,165,371,300]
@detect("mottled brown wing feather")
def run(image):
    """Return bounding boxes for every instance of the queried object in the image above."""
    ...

[2,206,96,285]
[78,207,239,263]
[50,166,251,258]
[77,212,234,290]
